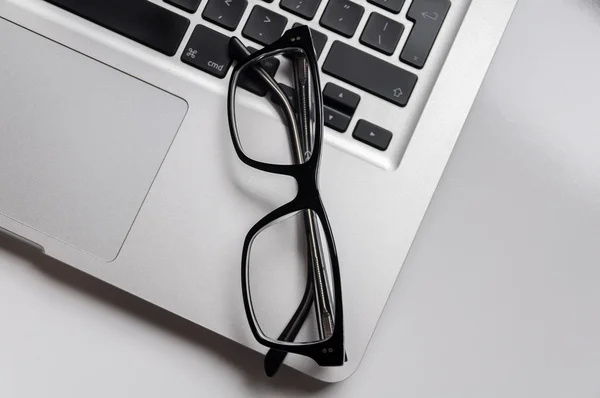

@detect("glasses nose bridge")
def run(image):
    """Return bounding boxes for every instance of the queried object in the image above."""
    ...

[293,163,320,206]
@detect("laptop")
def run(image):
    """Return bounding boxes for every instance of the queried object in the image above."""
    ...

[0,0,517,382]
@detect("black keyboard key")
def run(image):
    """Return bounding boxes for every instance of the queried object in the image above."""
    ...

[239,48,280,96]
[164,0,202,13]
[45,0,190,56]
[400,0,451,69]
[202,0,248,31]
[323,83,360,115]
[243,6,288,46]
[181,25,232,78]
[271,83,297,109]
[323,41,417,107]
[292,23,328,59]
[353,120,392,150]
[324,106,351,132]
[360,13,403,55]
[281,0,321,20]
[320,0,364,38]
[367,0,405,14]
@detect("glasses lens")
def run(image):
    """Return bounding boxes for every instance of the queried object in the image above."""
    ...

[247,209,336,344]
[233,48,315,166]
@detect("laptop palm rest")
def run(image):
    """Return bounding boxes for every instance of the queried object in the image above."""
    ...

[0,19,188,261]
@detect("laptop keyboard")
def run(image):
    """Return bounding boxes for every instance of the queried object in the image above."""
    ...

[44,0,457,158]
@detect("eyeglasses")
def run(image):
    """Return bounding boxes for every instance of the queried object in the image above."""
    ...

[226,25,346,377]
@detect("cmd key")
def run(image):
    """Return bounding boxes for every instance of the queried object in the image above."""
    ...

[323,41,417,107]
[181,25,232,78]
[44,0,190,56]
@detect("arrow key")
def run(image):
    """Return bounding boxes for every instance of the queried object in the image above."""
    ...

[203,0,248,31]
[353,120,393,151]
[323,83,360,115]
[324,106,352,132]
[243,5,288,46]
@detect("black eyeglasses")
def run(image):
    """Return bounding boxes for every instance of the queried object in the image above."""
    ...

[226,26,346,377]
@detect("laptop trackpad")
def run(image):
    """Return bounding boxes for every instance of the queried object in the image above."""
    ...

[0,20,187,261]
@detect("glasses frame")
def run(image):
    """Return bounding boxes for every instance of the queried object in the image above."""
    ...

[226,25,345,368]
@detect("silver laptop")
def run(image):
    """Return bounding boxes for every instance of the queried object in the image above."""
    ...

[0,0,517,382]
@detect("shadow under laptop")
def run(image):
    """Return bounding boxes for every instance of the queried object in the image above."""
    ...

[0,235,329,393]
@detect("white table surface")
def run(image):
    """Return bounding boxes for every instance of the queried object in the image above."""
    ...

[2,0,600,396]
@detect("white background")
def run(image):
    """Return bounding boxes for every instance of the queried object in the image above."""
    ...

[1,0,600,396]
